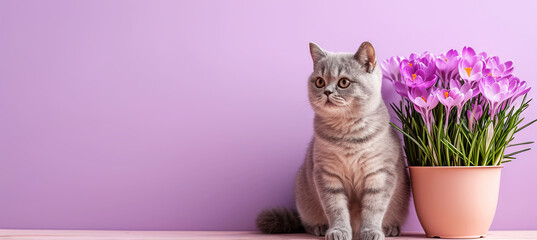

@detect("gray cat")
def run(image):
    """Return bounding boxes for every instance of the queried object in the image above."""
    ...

[256,42,410,240]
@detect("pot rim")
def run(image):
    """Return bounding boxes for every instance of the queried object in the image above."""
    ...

[408,166,504,169]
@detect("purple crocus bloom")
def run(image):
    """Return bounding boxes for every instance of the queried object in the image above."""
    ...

[435,49,461,86]
[401,53,437,77]
[392,81,409,98]
[400,58,437,88]
[449,79,479,104]
[409,51,434,62]
[408,53,421,61]
[479,75,517,118]
[437,88,464,112]
[382,56,409,97]
[409,87,439,111]
[462,46,477,60]
[409,87,439,132]
[418,51,436,64]
[437,88,464,132]
[402,67,437,88]
[459,46,485,83]
[448,79,479,122]
[467,103,483,121]
[508,76,531,103]
[478,51,488,60]
[485,56,514,79]
[382,56,404,83]
[467,103,483,132]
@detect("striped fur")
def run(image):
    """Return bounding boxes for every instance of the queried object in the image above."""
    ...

[257,42,410,240]
[256,208,304,234]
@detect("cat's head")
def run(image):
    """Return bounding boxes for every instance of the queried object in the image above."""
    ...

[308,42,383,118]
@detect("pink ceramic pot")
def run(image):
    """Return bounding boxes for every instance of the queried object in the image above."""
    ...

[409,166,502,239]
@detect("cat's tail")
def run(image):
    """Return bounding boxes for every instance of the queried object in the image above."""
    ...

[256,207,304,234]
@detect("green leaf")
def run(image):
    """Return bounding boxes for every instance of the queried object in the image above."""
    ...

[390,122,427,153]
[515,118,537,133]
[507,141,534,148]
[440,138,468,161]
[504,148,531,158]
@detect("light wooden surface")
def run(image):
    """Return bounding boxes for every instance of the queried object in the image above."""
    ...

[0,230,536,240]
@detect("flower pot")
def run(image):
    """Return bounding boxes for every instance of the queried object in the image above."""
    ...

[409,166,502,239]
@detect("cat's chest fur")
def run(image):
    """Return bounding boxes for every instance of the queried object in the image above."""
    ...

[313,135,382,196]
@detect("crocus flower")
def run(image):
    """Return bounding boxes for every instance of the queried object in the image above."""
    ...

[443,79,478,129]
[392,81,410,98]
[508,76,531,104]
[467,103,483,121]
[409,87,439,132]
[409,86,440,165]
[437,87,464,132]
[448,79,479,118]
[462,46,477,60]
[478,51,488,60]
[400,58,437,88]
[479,75,517,118]
[408,52,421,61]
[382,56,409,97]
[401,54,437,78]
[485,56,514,79]
[409,51,434,63]
[435,49,460,86]
[467,103,483,132]
[452,80,479,103]
[402,68,437,89]
[417,51,436,64]
[459,47,485,83]
[437,88,464,112]
[382,56,404,83]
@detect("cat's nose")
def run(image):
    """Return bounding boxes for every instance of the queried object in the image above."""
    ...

[324,91,332,96]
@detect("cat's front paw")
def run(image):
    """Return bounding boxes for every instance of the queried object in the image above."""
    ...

[360,228,384,240]
[383,225,401,237]
[325,227,352,240]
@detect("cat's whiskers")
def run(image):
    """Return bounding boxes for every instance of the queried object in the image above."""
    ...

[327,95,353,122]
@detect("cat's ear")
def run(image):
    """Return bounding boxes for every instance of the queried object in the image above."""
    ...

[309,42,327,64]
[354,41,376,73]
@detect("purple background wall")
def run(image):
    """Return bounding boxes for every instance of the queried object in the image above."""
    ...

[1,0,536,231]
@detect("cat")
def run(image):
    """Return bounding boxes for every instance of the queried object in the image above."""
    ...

[256,42,410,240]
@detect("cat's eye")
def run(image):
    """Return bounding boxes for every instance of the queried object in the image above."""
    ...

[338,78,350,88]
[315,78,325,88]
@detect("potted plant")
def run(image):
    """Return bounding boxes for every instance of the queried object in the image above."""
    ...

[381,47,534,239]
